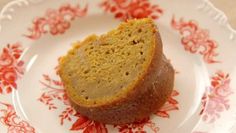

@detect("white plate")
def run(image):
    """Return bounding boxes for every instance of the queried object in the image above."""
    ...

[0,0,236,133]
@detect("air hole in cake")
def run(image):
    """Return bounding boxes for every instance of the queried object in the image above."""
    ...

[105,51,110,54]
[132,40,139,45]
[71,52,75,55]
[111,48,115,53]
[138,29,142,33]
[125,72,129,76]
[84,69,90,74]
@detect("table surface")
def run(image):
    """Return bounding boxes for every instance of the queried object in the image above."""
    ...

[0,0,236,29]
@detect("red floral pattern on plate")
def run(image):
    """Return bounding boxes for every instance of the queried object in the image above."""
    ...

[0,43,24,94]
[38,72,180,132]
[114,117,159,133]
[0,102,35,133]
[200,71,232,123]
[24,3,88,40]
[38,74,107,133]
[171,16,219,64]
[156,90,179,118]
[38,74,66,110]
[100,0,163,21]
[71,114,107,133]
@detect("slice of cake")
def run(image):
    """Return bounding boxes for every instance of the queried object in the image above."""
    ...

[58,18,174,124]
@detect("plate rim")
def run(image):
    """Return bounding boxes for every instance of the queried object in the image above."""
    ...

[0,0,235,133]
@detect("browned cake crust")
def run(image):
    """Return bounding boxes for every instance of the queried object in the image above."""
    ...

[59,18,174,124]
[71,54,174,124]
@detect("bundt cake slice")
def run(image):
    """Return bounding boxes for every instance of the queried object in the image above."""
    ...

[58,18,174,124]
